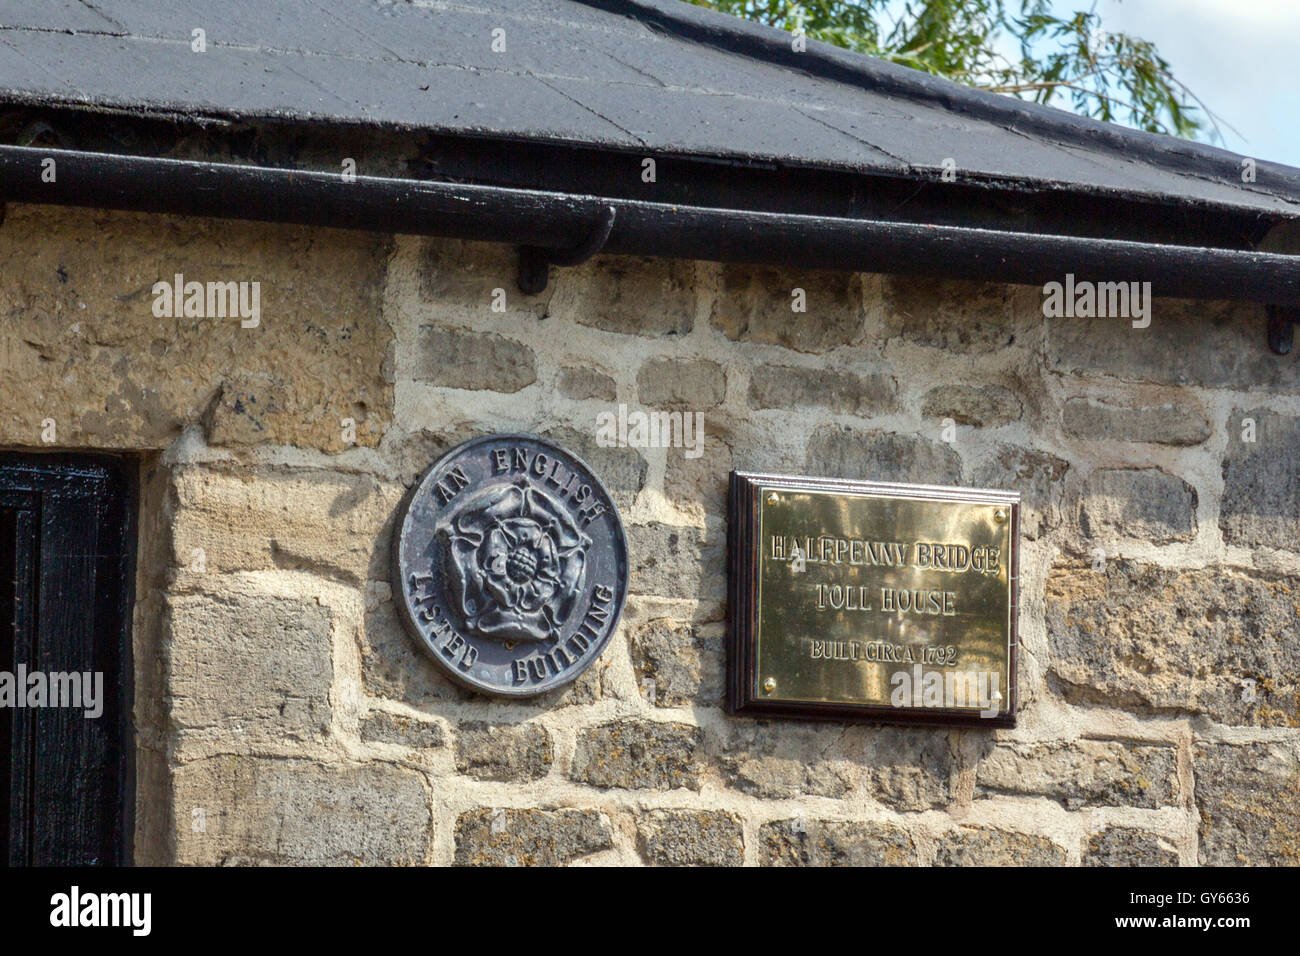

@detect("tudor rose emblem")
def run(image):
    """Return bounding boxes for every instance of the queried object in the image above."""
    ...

[392,434,629,696]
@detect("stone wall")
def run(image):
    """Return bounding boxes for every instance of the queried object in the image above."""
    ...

[3,204,1297,866]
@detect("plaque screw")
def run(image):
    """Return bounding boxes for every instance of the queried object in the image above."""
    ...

[763,677,776,693]
[767,492,779,505]
[993,508,1007,524]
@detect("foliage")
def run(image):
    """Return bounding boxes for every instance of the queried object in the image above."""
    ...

[687,0,1218,140]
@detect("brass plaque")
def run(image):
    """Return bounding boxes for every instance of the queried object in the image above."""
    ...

[728,472,1019,727]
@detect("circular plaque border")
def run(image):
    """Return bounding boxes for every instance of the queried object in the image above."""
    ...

[391,433,630,697]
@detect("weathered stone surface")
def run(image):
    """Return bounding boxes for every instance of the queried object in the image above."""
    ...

[455,721,554,782]
[174,757,431,865]
[637,810,744,866]
[204,372,294,448]
[359,711,445,750]
[720,723,856,800]
[976,740,1178,809]
[662,425,737,521]
[629,618,723,707]
[561,255,695,337]
[1046,560,1300,726]
[571,719,704,791]
[856,726,955,810]
[534,653,620,709]
[0,206,391,451]
[759,820,917,867]
[1077,468,1197,544]
[720,723,951,808]
[921,384,1023,427]
[168,592,333,749]
[749,365,897,416]
[1220,408,1300,552]
[884,277,1029,352]
[626,522,725,602]
[170,466,402,584]
[1062,397,1210,446]
[712,264,863,352]
[454,809,613,866]
[414,326,537,392]
[662,419,805,522]
[970,444,1069,540]
[636,357,727,407]
[1047,299,1296,391]
[419,238,550,317]
[360,599,473,706]
[33,198,1300,872]
[1082,827,1179,866]
[539,424,648,510]
[558,365,617,401]
[805,426,963,485]
[1196,741,1300,865]
[935,827,1067,866]
[380,425,488,488]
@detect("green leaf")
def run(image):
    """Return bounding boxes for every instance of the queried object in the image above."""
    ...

[685,0,1216,140]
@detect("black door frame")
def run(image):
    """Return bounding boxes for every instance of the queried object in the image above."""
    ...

[1,451,136,866]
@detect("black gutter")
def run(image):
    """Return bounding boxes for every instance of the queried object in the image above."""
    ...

[1,144,1296,310]
[2,105,1274,250]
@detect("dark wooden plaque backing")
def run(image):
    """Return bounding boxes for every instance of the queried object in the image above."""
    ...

[728,471,1019,729]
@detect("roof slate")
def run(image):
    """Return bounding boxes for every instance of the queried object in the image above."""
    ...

[1,0,1297,219]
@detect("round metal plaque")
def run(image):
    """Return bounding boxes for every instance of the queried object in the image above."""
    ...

[392,434,629,697]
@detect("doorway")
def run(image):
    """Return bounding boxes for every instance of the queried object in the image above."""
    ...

[1,452,135,865]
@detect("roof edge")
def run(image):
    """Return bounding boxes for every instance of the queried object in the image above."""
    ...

[578,0,1300,205]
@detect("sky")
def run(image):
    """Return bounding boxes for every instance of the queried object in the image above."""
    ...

[867,0,1300,167]
[1088,0,1300,167]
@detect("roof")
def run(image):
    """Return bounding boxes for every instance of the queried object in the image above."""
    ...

[1,0,1298,226]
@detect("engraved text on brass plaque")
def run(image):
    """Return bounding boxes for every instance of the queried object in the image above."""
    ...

[728,472,1019,727]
